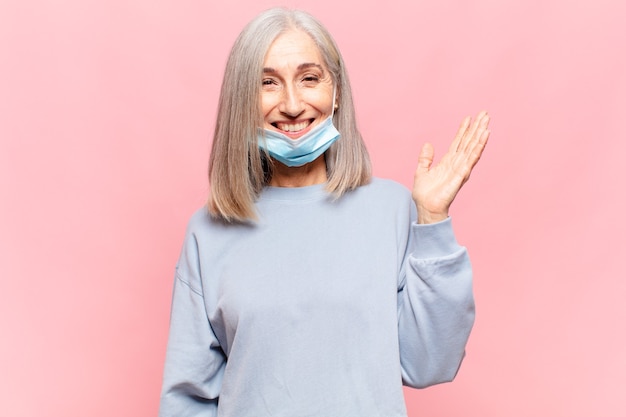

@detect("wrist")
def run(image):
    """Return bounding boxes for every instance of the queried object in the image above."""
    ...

[416,208,449,224]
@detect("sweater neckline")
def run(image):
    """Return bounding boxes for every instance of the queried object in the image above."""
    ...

[259,182,328,202]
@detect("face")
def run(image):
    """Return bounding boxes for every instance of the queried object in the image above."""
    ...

[261,29,335,140]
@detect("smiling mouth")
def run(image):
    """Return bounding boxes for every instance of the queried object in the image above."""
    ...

[273,119,314,133]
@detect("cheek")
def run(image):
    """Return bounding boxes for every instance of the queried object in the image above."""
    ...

[260,94,277,117]
[320,84,335,112]
[305,90,334,113]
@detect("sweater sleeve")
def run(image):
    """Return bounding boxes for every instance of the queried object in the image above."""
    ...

[159,231,226,417]
[397,217,476,388]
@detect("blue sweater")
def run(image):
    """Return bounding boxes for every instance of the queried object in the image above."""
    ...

[159,178,475,417]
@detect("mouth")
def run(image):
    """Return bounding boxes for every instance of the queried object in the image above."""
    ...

[271,119,315,138]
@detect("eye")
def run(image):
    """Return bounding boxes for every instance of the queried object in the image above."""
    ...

[302,75,320,83]
[262,78,281,92]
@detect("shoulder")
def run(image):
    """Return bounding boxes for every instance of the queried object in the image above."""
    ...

[183,206,256,242]
[369,177,411,194]
[182,206,217,239]
[355,177,412,202]
[186,206,252,230]
[177,206,255,271]
[187,206,212,229]
[338,177,415,220]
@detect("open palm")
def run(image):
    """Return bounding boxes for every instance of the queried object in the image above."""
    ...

[412,111,490,224]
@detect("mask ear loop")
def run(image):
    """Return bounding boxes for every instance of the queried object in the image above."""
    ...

[332,87,338,117]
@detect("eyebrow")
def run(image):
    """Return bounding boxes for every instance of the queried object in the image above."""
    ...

[263,63,324,73]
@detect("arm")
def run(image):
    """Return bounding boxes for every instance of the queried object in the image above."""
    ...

[397,217,475,388]
[397,111,489,387]
[159,234,226,417]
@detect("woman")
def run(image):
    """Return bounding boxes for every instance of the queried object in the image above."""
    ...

[160,7,490,417]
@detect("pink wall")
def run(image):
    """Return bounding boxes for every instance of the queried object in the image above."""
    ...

[2,1,624,416]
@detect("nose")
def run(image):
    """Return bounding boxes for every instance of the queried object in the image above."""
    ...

[278,85,304,117]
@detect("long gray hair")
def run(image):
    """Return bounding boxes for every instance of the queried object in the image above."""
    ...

[208,7,371,222]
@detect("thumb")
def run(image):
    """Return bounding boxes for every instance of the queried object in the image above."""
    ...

[416,143,434,175]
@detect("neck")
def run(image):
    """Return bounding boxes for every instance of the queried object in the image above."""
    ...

[269,155,327,187]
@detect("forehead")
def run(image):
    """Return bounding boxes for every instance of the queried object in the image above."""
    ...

[264,29,324,68]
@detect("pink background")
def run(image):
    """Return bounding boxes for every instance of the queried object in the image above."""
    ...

[2,0,625,416]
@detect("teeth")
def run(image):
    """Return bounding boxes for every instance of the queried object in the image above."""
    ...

[277,121,310,132]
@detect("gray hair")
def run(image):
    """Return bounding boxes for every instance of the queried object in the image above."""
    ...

[208,7,371,222]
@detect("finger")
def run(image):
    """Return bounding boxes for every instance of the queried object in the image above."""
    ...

[464,128,490,172]
[448,116,471,154]
[416,142,435,176]
[462,111,489,146]
[458,111,489,155]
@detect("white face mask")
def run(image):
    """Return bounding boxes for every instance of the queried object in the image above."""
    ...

[258,89,340,167]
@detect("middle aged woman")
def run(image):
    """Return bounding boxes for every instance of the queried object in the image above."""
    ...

[159,7,490,417]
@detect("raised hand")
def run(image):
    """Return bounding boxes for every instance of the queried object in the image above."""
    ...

[412,111,490,224]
